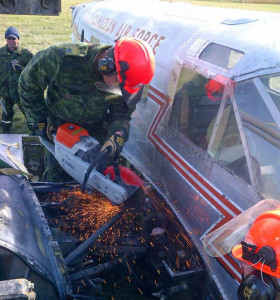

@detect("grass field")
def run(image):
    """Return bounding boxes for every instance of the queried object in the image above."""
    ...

[0,0,90,133]
[0,0,279,133]
[192,0,280,11]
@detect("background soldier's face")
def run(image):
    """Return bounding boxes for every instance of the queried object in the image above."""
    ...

[6,36,19,51]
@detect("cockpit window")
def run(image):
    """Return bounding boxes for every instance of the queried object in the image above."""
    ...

[260,75,280,111]
[169,68,222,150]
[199,43,244,69]
[235,77,280,199]
[268,75,280,93]
[208,98,250,184]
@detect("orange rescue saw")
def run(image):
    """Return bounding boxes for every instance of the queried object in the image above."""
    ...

[40,123,143,205]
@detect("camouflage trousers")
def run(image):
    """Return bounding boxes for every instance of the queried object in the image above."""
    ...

[42,149,73,182]
[1,97,26,133]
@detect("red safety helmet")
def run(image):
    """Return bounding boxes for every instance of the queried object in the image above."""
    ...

[114,37,155,107]
[205,75,227,101]
[232,208,280,278]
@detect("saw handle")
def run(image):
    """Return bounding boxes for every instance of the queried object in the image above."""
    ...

[81,148,109,193]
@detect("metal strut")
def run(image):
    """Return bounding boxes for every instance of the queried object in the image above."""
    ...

[65,212,122,266]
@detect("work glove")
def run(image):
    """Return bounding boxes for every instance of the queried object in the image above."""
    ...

[46,123,57,142]
[11,60,23,72]
[31,121,47,139]
[100,130,125,161]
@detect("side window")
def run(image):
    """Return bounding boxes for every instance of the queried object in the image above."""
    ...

[268,75,280,93]
[235,78,280,198]
[169,67,251,184]
[261,75,280,111]
[169,68,223,150]
[208,98,250,184]
[199,43,244,70]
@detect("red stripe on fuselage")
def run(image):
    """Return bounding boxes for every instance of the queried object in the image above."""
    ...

[217,255,242,282]
[147,89,241,215]
[147,86,242,282]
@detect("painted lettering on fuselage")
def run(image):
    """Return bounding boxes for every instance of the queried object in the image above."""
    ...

[90,13,118,35]
[87,13,166,55]
[131,27,166,55]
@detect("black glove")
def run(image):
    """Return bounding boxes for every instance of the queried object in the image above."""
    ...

[101,130,125,160]
[30,121,48,139]
[11,60,23,72]
[46,123,57,142]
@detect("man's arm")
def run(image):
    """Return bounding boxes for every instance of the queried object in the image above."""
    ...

[106,95,135,141]
[100,95,135,160]
[18,46,59,124]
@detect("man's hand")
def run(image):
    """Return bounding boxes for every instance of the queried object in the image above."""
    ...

[101,131,125,160]
[46,123,56,142]
[11,60,23,72]
[30,121,47,139]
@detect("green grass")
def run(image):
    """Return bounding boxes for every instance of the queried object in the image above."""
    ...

[0,0,279,133]
[0,0,92,53]
[0,0,91,133]
[190,1,280,12]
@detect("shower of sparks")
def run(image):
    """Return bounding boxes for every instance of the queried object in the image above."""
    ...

[43,185,202,297]
[143,186,197,272]
[43,187,145,255]
[45,187,122,240]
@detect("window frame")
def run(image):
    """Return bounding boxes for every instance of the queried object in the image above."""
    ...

[168,65,257,188]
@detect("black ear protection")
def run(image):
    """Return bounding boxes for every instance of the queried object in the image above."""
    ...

[241,241,277,272]
[238,270,276,300]
[98,48,116,76]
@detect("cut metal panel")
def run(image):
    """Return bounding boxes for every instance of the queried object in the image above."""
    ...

[0,175,71,298]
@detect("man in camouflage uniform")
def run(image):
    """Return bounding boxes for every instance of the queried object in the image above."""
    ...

[19,39,155,182]
[0,27,33,133]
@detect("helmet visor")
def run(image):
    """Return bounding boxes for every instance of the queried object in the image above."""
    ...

[120,85,144,107]
[95,81,143,107]
[95,81,122,96]
[203,199,280,257]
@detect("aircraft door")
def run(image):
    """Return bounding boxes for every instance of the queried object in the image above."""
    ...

[162,66,258,299]
[163,68,228,236]
[164,67,256,230]
[168,66,252,186]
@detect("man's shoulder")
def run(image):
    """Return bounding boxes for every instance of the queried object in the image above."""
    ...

[16,46,32,56]
[55,42,92,58]
[0,45,7,54]
[21,47,33,56]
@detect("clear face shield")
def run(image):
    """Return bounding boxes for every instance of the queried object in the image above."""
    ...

[95,81,144,107]
[203,199,280,257]
[95,81,122,96]
[203,199,280,300]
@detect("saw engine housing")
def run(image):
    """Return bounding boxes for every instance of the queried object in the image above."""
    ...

[51,123,139,205]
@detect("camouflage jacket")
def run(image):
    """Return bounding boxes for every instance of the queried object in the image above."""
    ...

[19,42,134,140]
[0,45,33,101]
